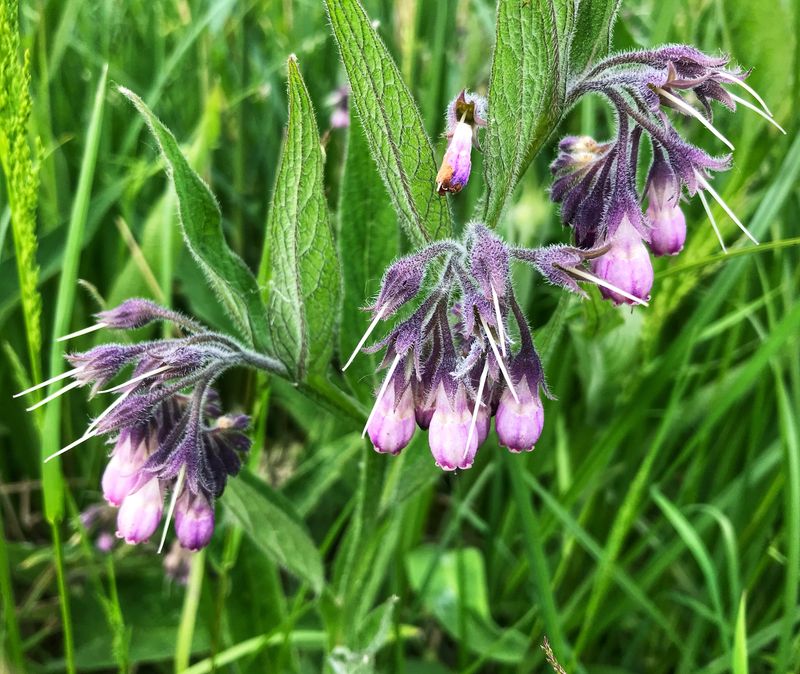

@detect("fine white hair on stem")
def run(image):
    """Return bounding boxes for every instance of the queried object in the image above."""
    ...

[567,266,650,307]
[158,464,185,554]
[44,431,96,463]
[25,380,83,412]
[697,189,728,254]
[342,305,386,372]
[694,171,759,245]
[657,88,735,151]
[57,322,107,342]
[99,365,172,393]
[463,361,489,462]
[728,92,786,134]
[362,353,401,438]
[14,368,81,398]
[480,315,518,403]
[716,71,773,117]
[490,284,507,358]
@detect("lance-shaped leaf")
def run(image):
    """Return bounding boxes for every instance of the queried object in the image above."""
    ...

[338,116,399,401]
[259,56,340,379]
[324,0,452,246]
[121,87,269,351]
[569,0,622,76]
[482,0,574,228]
[224,470,324,595]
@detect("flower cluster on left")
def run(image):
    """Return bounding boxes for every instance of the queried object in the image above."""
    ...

[15,299,284,551]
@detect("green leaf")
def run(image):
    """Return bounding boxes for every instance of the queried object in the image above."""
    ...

[569,0,622,76]
[482,0,574,228]
[224,470,324,594]
[119,86,269,351]
[732,593,749,674]
[324,0,452,246]
[338,116,399,399]
[259,56,341,379]
[405,545,528,664]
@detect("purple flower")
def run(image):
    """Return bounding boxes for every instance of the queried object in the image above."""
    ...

[590,216,654,306]
[436,89,487,196]
[428,381,479,471]
[366,371,416,455]
[174,491,215,551]
[116,476,163,544]
[646,150,686,256]
[495,365,544,453]
[101,428,150,506]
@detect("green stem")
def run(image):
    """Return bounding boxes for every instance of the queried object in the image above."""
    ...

[0,513,24,672]
[52,524,75,674]
[175,549,206,673]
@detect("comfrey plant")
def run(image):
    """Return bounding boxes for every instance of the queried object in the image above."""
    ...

[343,49,782,464]
[13,3,782,557]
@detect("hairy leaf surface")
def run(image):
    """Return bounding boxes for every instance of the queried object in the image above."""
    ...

[259,57,341,379]
[121,87,269,351]
[324,0,451,246]
[570,0,622,76]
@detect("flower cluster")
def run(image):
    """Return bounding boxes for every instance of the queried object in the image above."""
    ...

[343,225,646,470]
[552,46,783,304]
[15,299,284,551]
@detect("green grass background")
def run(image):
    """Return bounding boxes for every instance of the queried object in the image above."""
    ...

[1,0,799,672]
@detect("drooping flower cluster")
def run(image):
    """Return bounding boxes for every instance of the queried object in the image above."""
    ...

[343,224,646,470]
[552,46,784,304]
[15,299,285,551]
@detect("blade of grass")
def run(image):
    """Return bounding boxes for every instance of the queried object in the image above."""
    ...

[40,64,107,674]
[733,593,749,674]
[175,549,206,673]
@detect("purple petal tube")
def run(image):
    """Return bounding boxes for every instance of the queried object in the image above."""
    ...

[436,121,473,195]
[590,216,654,305]
[116,477,163,544]
[102,430,148,506]
[495,377,544,453]
[174,491,215,551]
[647,201,686,256]
[367,382,416,455]
[428,385,478,471]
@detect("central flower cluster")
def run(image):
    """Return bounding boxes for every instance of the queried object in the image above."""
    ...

[345,226,570,470]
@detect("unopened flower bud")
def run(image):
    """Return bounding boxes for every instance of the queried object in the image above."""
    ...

[436,121,473,195]
[174,491,215,551]
[102,430,149,506]
[367,380,416,455]
[495,376,544,453]
[97,298,166,330]
[428,384,479,471]
[590,216,654,305]
[116,477,163,544]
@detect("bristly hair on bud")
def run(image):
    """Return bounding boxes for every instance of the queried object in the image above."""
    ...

[436,89,488,196]
[15,299,286,552]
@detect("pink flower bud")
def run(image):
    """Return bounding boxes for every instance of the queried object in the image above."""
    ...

[428,384,478,471]
[647,200,686,256]
[590,216,654,305]
[495,377,544,453]
[102,431,148,506]
[436,121,473,195]
[174,491,215,551]
[367,381,416,455]
[116,477,163,544]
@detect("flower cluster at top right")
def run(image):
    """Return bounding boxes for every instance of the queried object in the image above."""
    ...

[552,45,785,305]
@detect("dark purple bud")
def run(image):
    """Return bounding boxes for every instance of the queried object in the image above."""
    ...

[174,490,215,551]
[115,477,163,544]
[68,343,147,391]
[469,224,510,300]
[97,299,168,330]
[590,216,654,305]
[367,378,416,455]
